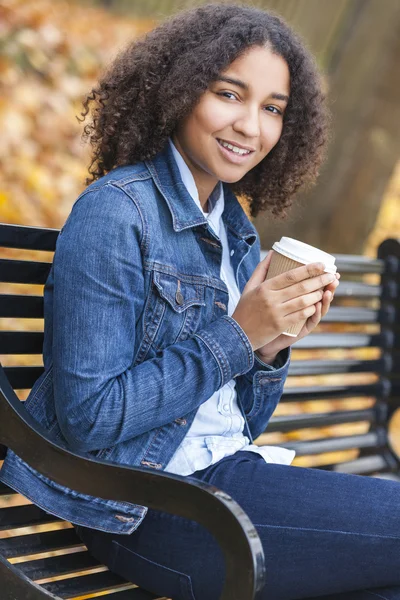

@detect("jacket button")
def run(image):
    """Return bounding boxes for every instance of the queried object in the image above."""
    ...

[176,291,184,305]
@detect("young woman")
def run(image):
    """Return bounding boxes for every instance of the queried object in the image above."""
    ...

[1,4,400,600]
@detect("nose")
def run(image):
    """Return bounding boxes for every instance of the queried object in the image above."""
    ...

[232,105,261,140]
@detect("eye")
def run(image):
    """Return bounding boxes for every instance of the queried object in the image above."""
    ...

[217,91,238,101]
[264,106,283,116]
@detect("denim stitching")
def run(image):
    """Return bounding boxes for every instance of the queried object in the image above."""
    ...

[193,332,224,386]
[222,316,253,370]
[253,523,400,541]
[0,470,147,534]
[195,329,230,380]
[114,183,148,254]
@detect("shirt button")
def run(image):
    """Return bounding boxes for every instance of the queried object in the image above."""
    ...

[230,249,234,256]
[223,404,230,411]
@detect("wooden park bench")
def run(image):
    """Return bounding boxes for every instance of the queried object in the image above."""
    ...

[0,222,399,600]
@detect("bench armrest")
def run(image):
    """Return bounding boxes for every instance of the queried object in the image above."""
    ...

[0,366,265,600]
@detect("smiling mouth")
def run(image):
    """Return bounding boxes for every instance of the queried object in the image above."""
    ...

[216,138,255,156]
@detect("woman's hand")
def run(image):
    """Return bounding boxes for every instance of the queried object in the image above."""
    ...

[232,250,340,363]
[255,267,340,363]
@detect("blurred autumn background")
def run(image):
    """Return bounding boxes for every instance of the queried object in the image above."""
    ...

[0,0,399,597]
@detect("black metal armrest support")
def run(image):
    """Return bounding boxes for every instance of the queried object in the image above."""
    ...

[0,366,266,600]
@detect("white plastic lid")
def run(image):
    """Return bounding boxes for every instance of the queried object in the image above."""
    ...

[272,237,337,274]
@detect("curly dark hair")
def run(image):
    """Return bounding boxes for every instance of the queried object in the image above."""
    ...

[78,3,332,218]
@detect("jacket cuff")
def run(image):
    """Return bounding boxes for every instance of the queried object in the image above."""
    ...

[194,315,254,385]
[244,346,291,382]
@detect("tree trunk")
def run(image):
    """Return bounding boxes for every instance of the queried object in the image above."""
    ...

[254,0,400,256]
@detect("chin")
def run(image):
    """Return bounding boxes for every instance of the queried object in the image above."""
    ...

[218,170,249,184]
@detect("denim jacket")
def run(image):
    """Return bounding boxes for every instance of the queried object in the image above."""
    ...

[0,141,291,534]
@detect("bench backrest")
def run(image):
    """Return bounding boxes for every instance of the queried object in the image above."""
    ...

[0,223,399,475]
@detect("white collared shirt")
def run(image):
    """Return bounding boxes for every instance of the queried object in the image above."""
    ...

[165,138,295,476]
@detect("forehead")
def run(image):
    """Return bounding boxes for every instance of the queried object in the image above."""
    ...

[220,46,290,95]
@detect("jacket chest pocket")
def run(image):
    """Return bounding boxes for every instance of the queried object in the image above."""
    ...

[143,270,206,352]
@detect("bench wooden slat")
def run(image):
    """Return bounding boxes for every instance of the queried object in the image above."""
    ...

[0,296,44,319]
[278,431,382,456]
[19,550,100,580]
[41,570,133,598]
[0,332,44,354]
[0,481,15,496]
[293,333,383,349]
[0,259,52,285]
[288,358,384,376]
[0,528,81,559]
[322,306,379,323]
[332,281,380,297]
[100,589,159,599]
[3,366,44,390]
[0,224,58,252]
[268,408,376,433]
[333,255,384,274]
[0,504,61,530]
[323,455,389,475]
[282,383,381,402]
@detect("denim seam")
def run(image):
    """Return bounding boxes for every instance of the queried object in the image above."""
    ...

[113,169,152,185]
[224,220,256,242]
[195,329,231,381]
[9,453,139,510]
[253,523,400,541]
[141,428,163,465]
[222,316,254,370]
[0,471,147,534]
[193,333,224,387]
[143,279,165,348]
[109,183,148,255]
[153,272,205,308]
[144,260,228,292]
[112,542,195,599]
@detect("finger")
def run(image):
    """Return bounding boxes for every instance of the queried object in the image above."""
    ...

[323,279,339,294]
[284,302,317,326]
[309,301,322,328]
[281,289,324,316]
[277,270,337,302]
[243,250,273,291]
[266,261,326,291]
[321,290,332,318]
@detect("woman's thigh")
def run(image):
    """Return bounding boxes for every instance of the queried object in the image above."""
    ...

[75,451,400,600]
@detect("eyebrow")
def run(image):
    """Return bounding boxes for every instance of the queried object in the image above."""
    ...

[215,75,289,103]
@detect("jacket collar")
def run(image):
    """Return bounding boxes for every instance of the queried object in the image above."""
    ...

[145,141,256,243]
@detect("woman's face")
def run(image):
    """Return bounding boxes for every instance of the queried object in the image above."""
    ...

[172,45,290,191]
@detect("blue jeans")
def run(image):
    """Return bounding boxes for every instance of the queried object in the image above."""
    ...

[74,451,400,599]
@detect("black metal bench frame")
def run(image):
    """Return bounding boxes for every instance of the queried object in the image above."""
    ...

[0,222,399,600]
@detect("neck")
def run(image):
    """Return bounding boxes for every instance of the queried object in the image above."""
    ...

[171,135,218,211]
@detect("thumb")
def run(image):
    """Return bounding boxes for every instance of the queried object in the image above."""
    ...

[244,250,273,292]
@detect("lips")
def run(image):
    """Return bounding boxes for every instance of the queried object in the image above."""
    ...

[216,138,255,164]
[217,138,256,152]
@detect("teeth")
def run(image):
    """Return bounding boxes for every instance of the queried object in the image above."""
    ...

[219,140,251,155]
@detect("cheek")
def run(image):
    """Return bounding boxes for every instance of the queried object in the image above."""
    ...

[196,99,233,135]
[261,120,284,152]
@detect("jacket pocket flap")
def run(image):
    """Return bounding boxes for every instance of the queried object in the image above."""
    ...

[153,271,206,312]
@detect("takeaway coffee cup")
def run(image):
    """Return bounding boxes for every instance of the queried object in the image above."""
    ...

[266,237,337,337]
